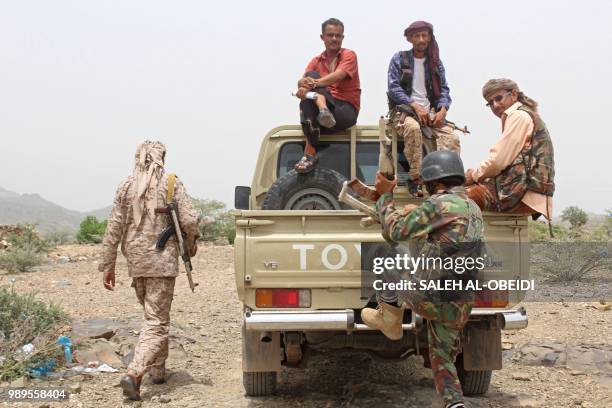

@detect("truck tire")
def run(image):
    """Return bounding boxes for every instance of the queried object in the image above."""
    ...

[262,168,349,210]
[456,354,492,396]
[243,371,277,396]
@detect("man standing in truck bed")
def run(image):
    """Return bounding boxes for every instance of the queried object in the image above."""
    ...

[387,20,460,197]
[361,151,484,408]
[293,17,361,173]
[98,141,199,400]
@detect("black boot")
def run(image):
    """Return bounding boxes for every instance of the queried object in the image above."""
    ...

[120,374,142,401]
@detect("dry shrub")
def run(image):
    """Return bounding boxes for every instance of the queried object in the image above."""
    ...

[0,287,69,381]
[538,242,611,282]
[0,225,52,273]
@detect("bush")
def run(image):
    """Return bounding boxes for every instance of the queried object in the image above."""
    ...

[604,209,612,239]
[5,224,52,253]
[561,206,588,230]
[537,241,610,282]
[192,198,236,245]
[0,225,51,273]
[0,245,45,273]
[0,287,69,381]
[43,228,74,246]
[76,216,107,244]
[528,220,567,242]
[585,225,611,242]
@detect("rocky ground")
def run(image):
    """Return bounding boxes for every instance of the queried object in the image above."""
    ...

[0,243,611,407]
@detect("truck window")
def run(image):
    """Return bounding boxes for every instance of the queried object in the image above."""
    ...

[355,142,412,186]
[397,141,411,185]
[278,142,350,179]
[277,141,413,185]
[355,142,378,184]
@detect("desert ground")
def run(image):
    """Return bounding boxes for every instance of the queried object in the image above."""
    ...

[1,243,611,408]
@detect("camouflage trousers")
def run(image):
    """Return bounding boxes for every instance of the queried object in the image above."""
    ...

[392,111,461,181]
[467,181,536,215]
[378,266,471,405]
[127,277,176,378]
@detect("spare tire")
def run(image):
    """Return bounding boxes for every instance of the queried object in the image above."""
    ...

[262,168,350,210]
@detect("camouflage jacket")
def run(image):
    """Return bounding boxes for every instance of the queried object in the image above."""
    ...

[376,187,484,292]
[98,173,199,278]
[494,105,555,211]
[376,187,483,245]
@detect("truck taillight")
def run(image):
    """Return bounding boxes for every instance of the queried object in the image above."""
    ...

[474,289,509,308]
[256,289,311,308]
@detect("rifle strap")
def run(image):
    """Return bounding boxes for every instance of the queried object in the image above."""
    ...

[166,173,176,204]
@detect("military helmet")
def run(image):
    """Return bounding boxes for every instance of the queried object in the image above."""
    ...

[420,150,465,182]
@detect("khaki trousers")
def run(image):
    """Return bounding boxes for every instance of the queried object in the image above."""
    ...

[127,277,176,378]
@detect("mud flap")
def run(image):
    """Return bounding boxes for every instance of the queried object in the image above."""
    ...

[462,318,502,371]
[242,325,281,372]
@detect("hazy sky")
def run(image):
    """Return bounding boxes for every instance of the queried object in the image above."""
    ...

[1,0,610,215]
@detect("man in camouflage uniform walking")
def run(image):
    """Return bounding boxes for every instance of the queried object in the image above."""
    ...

[361,151,484,408]
[99,141,199,400]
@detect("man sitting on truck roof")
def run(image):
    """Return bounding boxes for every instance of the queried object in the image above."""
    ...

[464,78,555,220]
[387,20,459,197]
[293,17,361,173]
[362,150,484,408]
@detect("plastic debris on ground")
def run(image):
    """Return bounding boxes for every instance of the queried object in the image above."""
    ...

[56,335,73,363]
[20,343,35,354]
[22,335,118,379]
[46,363,119,378]
[29,359,57,378]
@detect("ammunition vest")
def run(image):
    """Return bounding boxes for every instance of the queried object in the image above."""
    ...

[494,105,555,211]
[387,50,437,110]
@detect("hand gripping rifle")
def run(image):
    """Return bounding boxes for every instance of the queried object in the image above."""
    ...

[155,174,197,292]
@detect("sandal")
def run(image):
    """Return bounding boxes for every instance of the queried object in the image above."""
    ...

[294,154,317,174]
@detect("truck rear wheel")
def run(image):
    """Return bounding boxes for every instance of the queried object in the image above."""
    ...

[243,371,277,396]
[262,168,349,210]
[456,354,492,395]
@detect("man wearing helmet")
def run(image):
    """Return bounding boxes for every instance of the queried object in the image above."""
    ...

[98,141,200,400]
[465,78,555,220]
[387,20,460,197]
[361,151,484,408]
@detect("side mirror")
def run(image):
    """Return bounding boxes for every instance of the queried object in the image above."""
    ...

[234,186,251,210]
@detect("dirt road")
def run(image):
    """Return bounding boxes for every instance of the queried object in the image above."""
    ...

[2,244,611,407]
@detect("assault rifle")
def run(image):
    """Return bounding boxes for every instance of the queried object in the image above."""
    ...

[155,202,197,292]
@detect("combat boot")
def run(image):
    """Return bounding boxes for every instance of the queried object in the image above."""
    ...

[360,302,404,340]
[149,364,166,384]
[120,373,142,401]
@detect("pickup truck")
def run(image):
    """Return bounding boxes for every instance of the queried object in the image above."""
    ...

[233,125,529,397]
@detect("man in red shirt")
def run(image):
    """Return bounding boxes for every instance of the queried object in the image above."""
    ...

[294,18,361,173]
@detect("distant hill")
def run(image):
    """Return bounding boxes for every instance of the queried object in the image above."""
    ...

[0,187,111,233]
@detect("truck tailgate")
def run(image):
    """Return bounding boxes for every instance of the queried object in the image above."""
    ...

[234,210,529,310]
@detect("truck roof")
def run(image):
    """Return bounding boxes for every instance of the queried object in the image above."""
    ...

[264,125,380,140]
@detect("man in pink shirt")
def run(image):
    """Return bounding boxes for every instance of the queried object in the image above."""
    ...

[465,79,555,219]
[293,18,361,173]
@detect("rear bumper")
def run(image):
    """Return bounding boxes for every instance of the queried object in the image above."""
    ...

[244,307,528,332]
